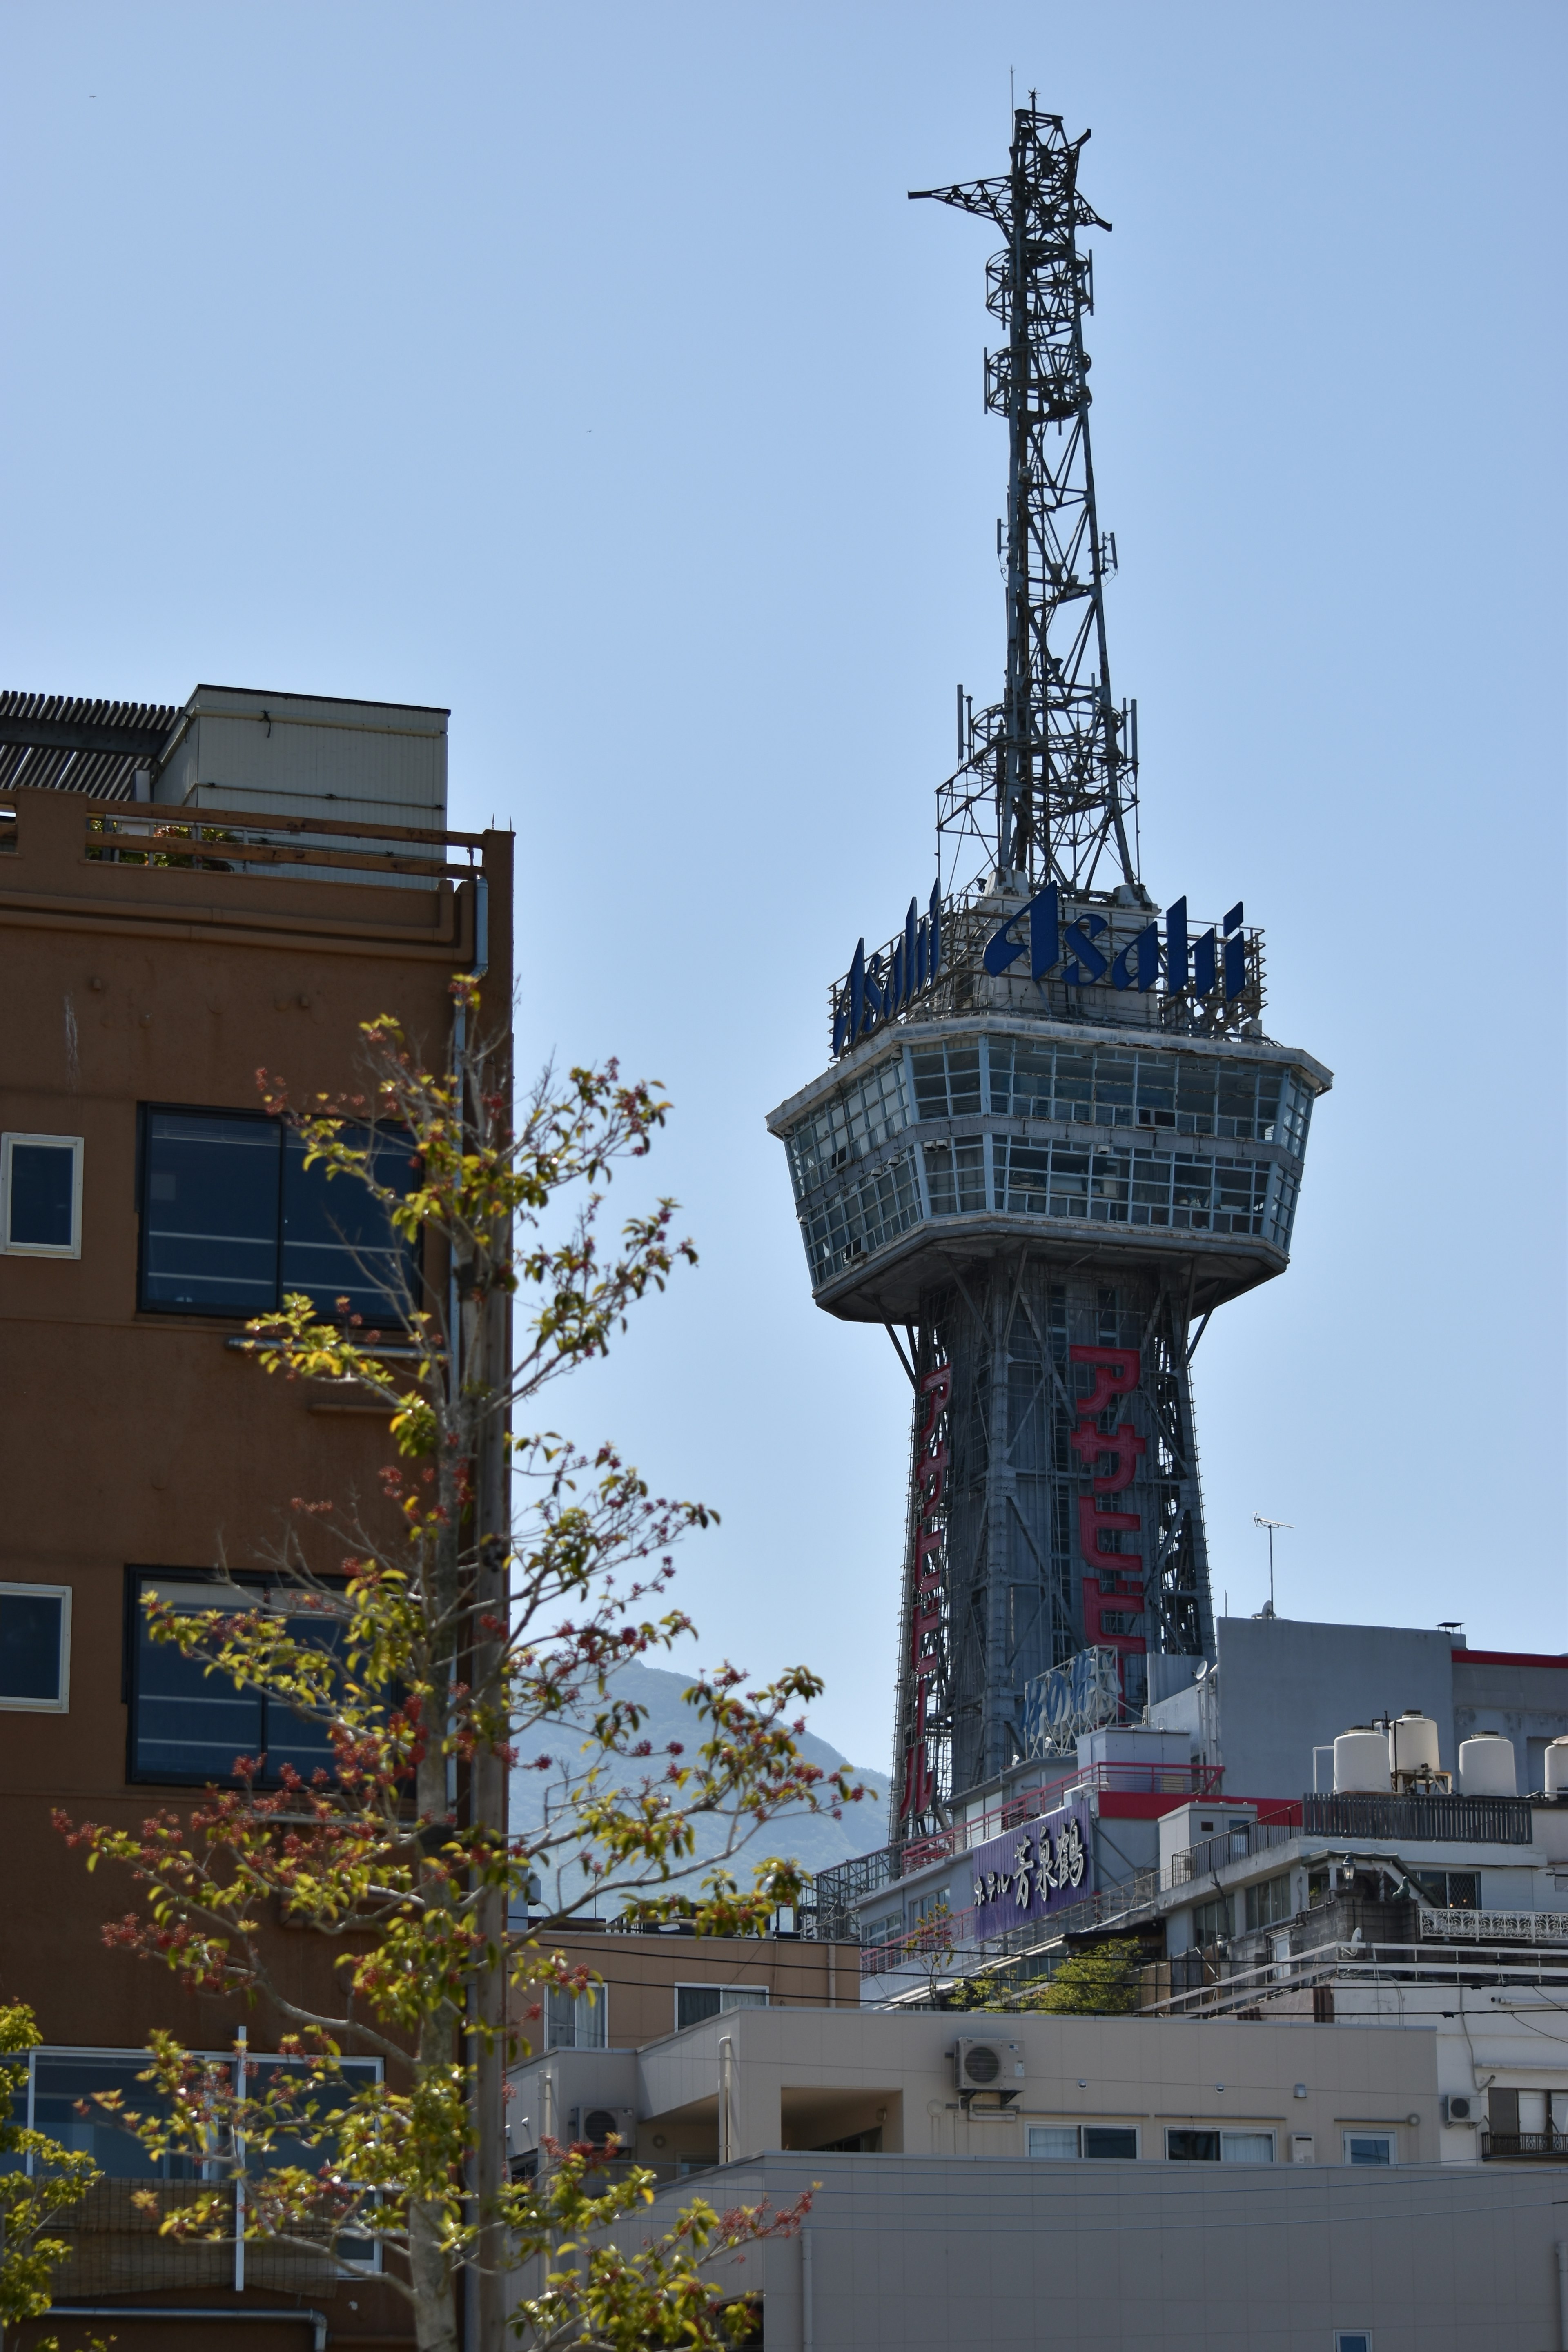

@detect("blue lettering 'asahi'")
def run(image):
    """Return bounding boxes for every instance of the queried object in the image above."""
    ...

[833,881,942,1055]
[982,888,1249,1004]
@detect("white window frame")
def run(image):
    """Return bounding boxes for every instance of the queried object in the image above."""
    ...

[673,1984,768,2034]
[0,1583,71,1712]
[0,1134,84,1258]
[1342,2130,1395,2166]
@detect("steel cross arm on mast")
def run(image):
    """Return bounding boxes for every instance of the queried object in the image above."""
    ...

[911,106,1138,897]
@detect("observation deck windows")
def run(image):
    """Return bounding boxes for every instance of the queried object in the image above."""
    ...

[922,1138,985,1216]
[802,1149,920,1284]
[786,1056,910,1196]
[984,1037,1308,1149]
[990,1139,1276,1238]
[910,1042,982,1120]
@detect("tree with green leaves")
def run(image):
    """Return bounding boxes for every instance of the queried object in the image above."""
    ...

[58,981,855,2351]
[0,2001,100,2350]
[1018,1938,1145,2016]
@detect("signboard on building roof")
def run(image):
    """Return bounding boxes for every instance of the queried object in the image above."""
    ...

[969,1795,1093,1939]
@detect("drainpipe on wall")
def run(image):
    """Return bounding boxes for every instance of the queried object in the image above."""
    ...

[719,2037,735,2166]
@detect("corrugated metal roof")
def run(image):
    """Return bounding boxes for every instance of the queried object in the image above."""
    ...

[0,691,180,800]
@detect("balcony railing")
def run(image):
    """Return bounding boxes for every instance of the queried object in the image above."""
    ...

[1301,1792,1535,1845]
[1481,2132,1568,2162]
[1420,1909,1568,1944]
[1168,1817,1297,1884]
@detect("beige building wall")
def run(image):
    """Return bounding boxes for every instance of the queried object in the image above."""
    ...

[597,2149,1566,2351]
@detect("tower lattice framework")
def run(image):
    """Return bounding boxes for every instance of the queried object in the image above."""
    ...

[914,106,1137,898]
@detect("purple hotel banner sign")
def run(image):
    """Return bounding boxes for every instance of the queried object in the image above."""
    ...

[969,1798,1093,1939]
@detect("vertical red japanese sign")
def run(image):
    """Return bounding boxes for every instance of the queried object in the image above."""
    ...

[1069,1344,1147,1686]
[898,1360,951,1829]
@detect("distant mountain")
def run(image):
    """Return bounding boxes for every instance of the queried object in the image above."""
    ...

[510,1657,887,1913]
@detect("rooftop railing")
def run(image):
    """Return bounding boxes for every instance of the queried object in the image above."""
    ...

[83,804,488,888]
[1301,1792,1535,1846]
[816,1760,1225,1933]
[1144,1935,1568,2020]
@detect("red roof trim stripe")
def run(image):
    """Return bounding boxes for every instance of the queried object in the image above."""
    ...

[1453,1648,1568,1670]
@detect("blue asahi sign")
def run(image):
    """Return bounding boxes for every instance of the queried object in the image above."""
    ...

[969,1795,1092,1938]
[832,882,943,1056]
[983,886,1248,1003]
[833,882,1250,1058]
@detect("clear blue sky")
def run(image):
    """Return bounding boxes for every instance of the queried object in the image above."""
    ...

[3,3,1562,1773]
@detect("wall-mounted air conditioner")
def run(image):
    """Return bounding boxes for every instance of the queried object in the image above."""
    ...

[568,2104,637,2150]
[955,2039,1025,2101]
[1440,2093,1479,2126]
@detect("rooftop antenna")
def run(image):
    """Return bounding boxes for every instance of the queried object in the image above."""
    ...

[911,106,1138,898]
[1252,1515,1292,1618]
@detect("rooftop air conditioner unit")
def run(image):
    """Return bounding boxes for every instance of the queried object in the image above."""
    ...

[569,2104,637,2151]
[955,2039,1025,2101]
[1440,2093,1478,2126]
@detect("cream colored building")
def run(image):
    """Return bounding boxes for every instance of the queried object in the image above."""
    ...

[508,2007,1568,2348]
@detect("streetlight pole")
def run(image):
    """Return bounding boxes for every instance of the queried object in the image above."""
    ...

[1251,1515,1292,1617]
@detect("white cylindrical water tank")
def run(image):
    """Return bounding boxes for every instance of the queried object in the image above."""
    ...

[1388,1711,1441,1778]
[1334,1728,1391,1793]
[1545,1739,1568,1800]
[1458,1733,1517,1797]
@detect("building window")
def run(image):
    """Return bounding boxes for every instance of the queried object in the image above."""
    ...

[125,1571,345,1786]
[1244,1873,1294,1931]
[1335,2336,1372,2352]
[674,1986,768,2033]
[1,1134,83,1258]
[544,1986,607,2051]
[1192,1895,1230,1947]
[0,1585,70,1711]
[1410,1869,1479,1911]
[137,1108,419,1321]
[1342,2132,1394,2165]
[1027,2125,1139,2159]
[1165,2129,1276,2163]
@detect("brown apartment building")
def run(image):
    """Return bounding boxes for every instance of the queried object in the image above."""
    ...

[0,684,511,2351]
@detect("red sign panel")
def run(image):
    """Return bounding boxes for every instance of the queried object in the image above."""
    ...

[1069,1344,1147,1682]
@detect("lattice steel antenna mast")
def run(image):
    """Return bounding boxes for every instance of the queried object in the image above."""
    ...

[913,105,1138,896]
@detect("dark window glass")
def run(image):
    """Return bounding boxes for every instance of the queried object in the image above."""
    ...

[1082,2127,1138,2159]
[127,1574,345,1787]
[33,2056,200,2179]
[283,1129,421,1323]
[140,1110,417,1321]
[1166,2129,1221,2162]
[0,1592,62,1702]
[141,1114,280,1312]
[9,1143,76,1249]
[675,1986,724,2031]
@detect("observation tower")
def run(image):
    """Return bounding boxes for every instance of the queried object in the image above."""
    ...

[766,109,1331,1836]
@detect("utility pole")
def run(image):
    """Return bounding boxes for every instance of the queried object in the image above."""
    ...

[453,915,511,2352]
